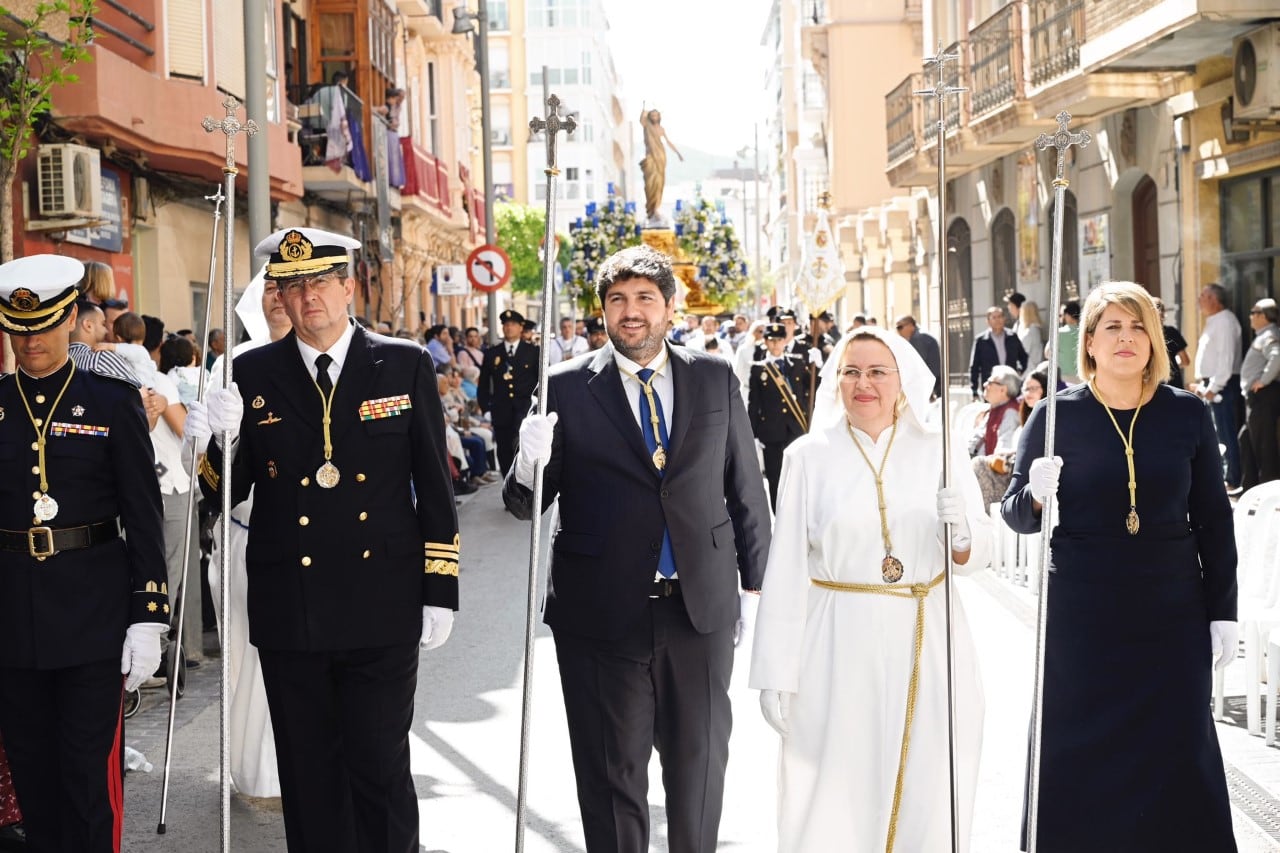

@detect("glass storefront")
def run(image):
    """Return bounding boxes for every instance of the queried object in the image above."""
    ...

[1221,168,1280,327]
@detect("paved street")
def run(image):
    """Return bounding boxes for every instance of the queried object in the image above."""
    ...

[118,485,1280,851]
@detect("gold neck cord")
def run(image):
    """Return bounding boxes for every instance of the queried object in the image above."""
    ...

[16,363,77,497]
[313,374,338,463]
[617,352,670,470]
[1089,381,1144,535]
[846,416,904,582]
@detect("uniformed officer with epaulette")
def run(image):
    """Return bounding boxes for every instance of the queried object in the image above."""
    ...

[0,255,167,852]
[190,227,459,853]
[478,308,539,475]
[749,322,812,510]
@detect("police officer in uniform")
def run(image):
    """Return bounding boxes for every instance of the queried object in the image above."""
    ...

[191,228,459,853]
[0,255,167,853]
[749,322,812,510]
[478,309,539,475]
[585,315,608,351]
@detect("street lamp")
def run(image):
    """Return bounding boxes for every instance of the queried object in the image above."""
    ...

[737,126,764,316]
[452,3,499,343]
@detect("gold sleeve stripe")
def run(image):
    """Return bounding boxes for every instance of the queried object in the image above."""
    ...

[425,548,459,560]
[198,456,219,489]
[425,559,459,577]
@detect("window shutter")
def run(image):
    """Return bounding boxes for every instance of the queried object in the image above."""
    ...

[214,0,246,99]
[166,0,205,80]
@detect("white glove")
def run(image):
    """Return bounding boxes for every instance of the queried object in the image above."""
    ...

[1210,621,1239,671]
[514,412,558,487]
[759,689,793,736]
[733,591,760,648]
[205,383,244,447]
[936,486,972,551]
[183,398,213,457]
[121,623,167,692]
[420,605,455,651]
[1029,456,1063,504]
[807,347,822,366]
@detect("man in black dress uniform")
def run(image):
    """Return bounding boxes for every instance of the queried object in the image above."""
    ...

[504,245,771,853]
[478,308,539,475]
[0,255,167,853]
[749,322,812,511]
[192,227,459,853]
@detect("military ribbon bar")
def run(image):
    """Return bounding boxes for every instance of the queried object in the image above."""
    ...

[358,394,412,421]
[49,421,110,438]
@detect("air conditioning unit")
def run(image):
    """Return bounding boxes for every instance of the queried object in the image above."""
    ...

[1233,23,1280,121]
[37,143,102,218]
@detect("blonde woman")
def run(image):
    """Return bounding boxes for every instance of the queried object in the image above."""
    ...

[1016,300,1044,379]
[77,259,115,303]
[1002,281,1237,851]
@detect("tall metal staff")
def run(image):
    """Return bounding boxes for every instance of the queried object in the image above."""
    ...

[915,43,965,853]
[156,186,225,833]
[200,94,258,853]
[1026,111,1090,853]
[514,93,575,853]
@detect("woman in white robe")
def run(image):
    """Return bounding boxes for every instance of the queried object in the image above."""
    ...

[749,325,992,853]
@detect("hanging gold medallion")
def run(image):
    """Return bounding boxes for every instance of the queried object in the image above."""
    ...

[652,446,666,471]
[1126,509,1140,536]
[881,554,904,583]
[33,492,58,522]
[316,461,341,488]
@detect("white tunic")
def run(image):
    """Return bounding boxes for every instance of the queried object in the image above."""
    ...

[749,420,991,853]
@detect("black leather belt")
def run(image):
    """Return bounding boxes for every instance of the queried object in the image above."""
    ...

[650,578,680,599]
[0,520,121,560]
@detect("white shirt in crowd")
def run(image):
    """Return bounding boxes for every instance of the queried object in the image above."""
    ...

[547,334,589,365]
[1194,310,1243,393]
[150,370,190,495]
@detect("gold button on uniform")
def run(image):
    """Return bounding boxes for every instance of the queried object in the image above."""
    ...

[299,516,310,526]
[33,419,41,427]
[362,550,371,559]
[30,466,39,475]
[31,491,39,500]
[30,442,37,451]
[300,476,311,487]
[358,512,368,521]
[301,556,312,567]
[356,473,366,482]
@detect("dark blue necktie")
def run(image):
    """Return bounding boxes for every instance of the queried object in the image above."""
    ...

[637,368,677,578]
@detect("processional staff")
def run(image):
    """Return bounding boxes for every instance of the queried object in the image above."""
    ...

[1026,110,1091,853]
[915,42,965,853]
[515,93,576,853]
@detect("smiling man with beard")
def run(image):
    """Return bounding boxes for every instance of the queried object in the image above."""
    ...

[504,244,771,853]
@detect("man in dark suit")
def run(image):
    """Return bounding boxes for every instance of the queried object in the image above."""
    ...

[749,322,811,510]
[504,244,771,853]
[0,255,168,852]
[192,228,458,853]
[478,308,539,475]
[969,304,1028,399]
[895,314,943,399]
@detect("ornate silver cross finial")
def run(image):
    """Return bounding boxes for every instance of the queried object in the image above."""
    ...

[202,94,258,174]
[915,40,966,117]
[1035,111,1091,189]
[529,94,576,175]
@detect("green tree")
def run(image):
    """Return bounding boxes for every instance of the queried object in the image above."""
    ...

[0,1,97,261]
[494,201,569,296]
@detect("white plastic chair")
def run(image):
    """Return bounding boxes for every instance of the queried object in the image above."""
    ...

[1214,481,1280,731]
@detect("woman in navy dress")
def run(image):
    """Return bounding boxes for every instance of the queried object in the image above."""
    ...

[1002,281,1238,852]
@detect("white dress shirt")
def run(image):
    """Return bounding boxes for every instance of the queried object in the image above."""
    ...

[296,319,356,385]
[1193,310,1243,393]
[614,345,675,432]
[547,334,589,365]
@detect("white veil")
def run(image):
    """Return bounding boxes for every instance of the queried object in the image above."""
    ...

[811,325,940,435]
[234,267,270,345]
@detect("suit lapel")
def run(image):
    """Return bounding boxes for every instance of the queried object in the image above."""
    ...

[330,327,380,443]
[265,333,324,435]
[586,347,656,474]
[665,345,695,464]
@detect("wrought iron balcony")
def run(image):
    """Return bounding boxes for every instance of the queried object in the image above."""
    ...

[1028,0,1083,87]
[886,73,924,166]
[920,42,966,139]
[970,3,1022,117]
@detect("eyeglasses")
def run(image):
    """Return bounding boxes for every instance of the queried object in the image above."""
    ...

[1250,309,1265,315]
[837,366,899,383]
[279,273,339,296]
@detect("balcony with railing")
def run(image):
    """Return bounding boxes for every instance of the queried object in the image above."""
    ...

[400,138,452,219]
[1080,0,1255,81]
[293,83,376,196]
[885,73,936,188]
[968,3,1052,145]
[1028,0,1083,88]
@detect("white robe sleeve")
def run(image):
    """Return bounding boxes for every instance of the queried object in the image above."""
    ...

[749,449,811,694]
[942,440,993,576]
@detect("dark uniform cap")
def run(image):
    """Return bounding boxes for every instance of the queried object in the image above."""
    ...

[774,307,798,322]
[763,322,787,341]
[522,319,537,332]
[793,333,813,347]
[254,227,360,281]
[500,309,525,325]
[0,254,84,336]
[585,316,605,334]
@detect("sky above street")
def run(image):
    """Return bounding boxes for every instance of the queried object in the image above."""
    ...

[601,0,774,156]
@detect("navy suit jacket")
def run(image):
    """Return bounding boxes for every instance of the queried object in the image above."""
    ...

[969,329,1028,396]
[504,343,772,641]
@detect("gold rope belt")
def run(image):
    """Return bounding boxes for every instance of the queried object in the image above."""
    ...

[811,570,946,853]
